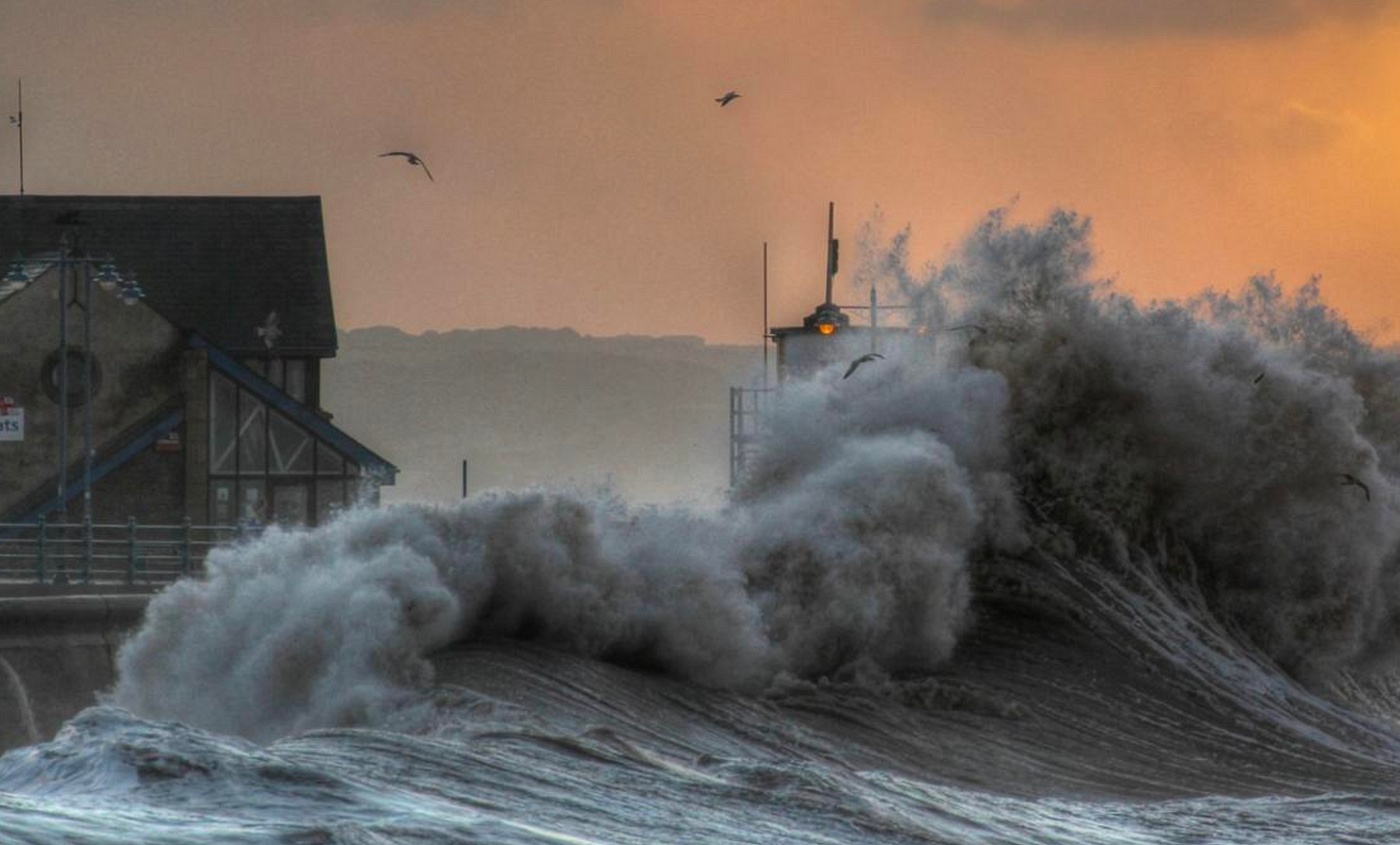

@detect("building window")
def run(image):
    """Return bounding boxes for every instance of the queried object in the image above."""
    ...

[210,479,236,525]
[268,410,312,473]
[237,390,267,474]
[284,359,306,402]
[210,373,238,473]
[239,480,267,524]
[208,368,365,527]
[272,484,308,527]
[242,357,308,403]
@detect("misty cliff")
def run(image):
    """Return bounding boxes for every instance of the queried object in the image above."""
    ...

[321,326,761,504]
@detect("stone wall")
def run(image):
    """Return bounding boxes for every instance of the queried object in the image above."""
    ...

[0,591,152,751]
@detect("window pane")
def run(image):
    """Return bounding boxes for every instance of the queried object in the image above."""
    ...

[316,479,345,524]
[210,373,237,473]
[238,480,267,525]
[268,358,284,389]
[272,484,309,527]
[268,410,312,474]
[316,441,344,475]
[284,360,306,402]
[238,390,266,474]
[210,479,236,525]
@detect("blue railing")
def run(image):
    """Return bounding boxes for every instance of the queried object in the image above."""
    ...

[0,518,264,585]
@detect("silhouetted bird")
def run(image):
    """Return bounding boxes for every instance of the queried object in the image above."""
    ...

[946,323,988,335]
[715,91,741,107]
[256,311,282,350]
[379,151,434,181]
[1253,371,1266,384]
[1339,473,1371,502]
[843,352,885,380]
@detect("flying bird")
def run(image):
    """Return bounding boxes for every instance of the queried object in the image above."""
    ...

[946,323,988,335]
[1253,371,1266,384]
[715,91,741,107]
[843,352,885,380]
[379,151,434,181]
[256,311,282,350]
[1339,473,1371,503]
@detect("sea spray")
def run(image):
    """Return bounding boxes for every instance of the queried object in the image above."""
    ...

[874,208,1400,678]
[116,429,987,741]
[115,206,1400,743]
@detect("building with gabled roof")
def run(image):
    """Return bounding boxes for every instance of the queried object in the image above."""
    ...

[0,195,396,528]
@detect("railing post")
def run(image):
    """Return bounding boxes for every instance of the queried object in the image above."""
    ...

[35,516,46,584]
[181,517,192,575]
[125,516,137,585]
[82,514,94,583]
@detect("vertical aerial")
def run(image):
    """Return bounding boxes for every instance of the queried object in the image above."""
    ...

[8,80,22,196]
[762,241,769,390]
[824,202,835,305]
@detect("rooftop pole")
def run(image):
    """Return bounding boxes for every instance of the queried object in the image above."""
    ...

[762,241,769,391]
[823,201,834,305]
[14,80,22,197]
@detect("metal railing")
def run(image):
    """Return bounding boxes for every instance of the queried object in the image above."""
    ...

[729,386,777,487]
[0,518,264,585]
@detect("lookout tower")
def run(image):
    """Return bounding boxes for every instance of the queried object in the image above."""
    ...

[729,202,913,485]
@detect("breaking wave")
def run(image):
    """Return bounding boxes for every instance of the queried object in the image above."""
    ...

[116,208,1400,744]
[1,207,1398,842]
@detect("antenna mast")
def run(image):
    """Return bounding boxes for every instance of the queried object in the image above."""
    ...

[823,202,835,305]
[9,79,22,196]
[762,241,769,390]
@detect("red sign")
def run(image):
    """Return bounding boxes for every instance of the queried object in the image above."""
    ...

[0,396,14,415]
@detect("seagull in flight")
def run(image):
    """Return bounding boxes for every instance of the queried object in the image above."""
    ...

[1339,473,1371,503]
[715,91,741,107]
[946,324,988,335]
[379,151,434,181]
[1253,371,1266,384]
[843,352,885,380]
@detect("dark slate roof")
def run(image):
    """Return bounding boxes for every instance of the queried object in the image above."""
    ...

[0,195,337,357]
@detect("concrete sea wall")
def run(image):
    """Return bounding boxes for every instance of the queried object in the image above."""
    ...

[0,592,152,752]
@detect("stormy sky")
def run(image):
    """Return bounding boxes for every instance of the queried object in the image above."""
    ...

[1,0,1398,343]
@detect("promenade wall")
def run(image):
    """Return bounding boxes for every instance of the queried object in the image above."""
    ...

[0,590,152,752]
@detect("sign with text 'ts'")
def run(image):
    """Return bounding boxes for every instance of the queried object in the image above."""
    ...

[0,396,23,442]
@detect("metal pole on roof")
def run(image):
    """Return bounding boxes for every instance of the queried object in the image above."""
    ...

[824,202,834,306]
[461,459,468,499]
[10,79,22,197]
[762,241,769,391]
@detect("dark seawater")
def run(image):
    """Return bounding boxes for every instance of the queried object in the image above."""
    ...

[6,209,1400,843]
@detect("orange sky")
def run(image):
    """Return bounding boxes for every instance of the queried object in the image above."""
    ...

[2,0,1400,344]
